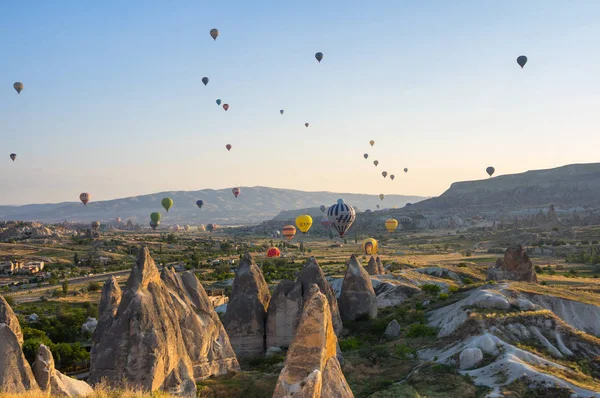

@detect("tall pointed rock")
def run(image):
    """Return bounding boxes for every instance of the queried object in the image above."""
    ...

[366,256,379,275]
[376,257,385,275]
[90,276,121,369]
[266,280,303,348]
[223,252,271,357]
[0,295,23,345]
[339,255,377,321]
[33,344,93,396]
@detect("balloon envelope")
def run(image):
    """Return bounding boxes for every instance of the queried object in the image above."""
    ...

[267,247,281,258]
[369,140,375,146]
[363,154,368,159]
[305,123,309,127]
[404,168,408,173]
[315,52,323,63]
[385,219,399,233]
[150,221,160,230]
[327,199,356,237]
[13,82,23,94]
[382,171,387,178]
[226,144,232,151]
[202,77,209,86]
[390,175,395,180]
[320,205,327,213]
[207,223,217,232]
[223,104,229,111]
[486,166,495,177]
[379,194,384,201]
[320,216,331,228]
[232,187,241,198]
[373,160,379,166]
[161,198,173,212]
[196,200,204,209]
[282,225,297,240]
[210,28,219,40]
[295,215,313,233]
[362,238,378,255]
[91,221,100,231]
[517,55,528,68]
[9,153,16,161]
[116,217,122,224]
[280,110,284,115]
[79,193,90,206]
[198,224,206,232]
[216,99,222,105]
[150,212,162,223]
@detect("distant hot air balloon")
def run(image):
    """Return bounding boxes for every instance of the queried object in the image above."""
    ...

[369,140,375,147]
[373,160,379,167]
[320,205,327,213]
[382,171,388,178]
[210,28,219,40]
[282,225,297,240]
[296,215,313,234]
[162,198,173,212]
[327,199,355,237]
[116,217,122,224]
[184,225,190,231]
[363,154,368,159]
[216,99,222,106]
[379,194,384,201]
[385,219,399,233]
[517,55,528,68]
[320,216,331,228]
[202,77,209,86]
[362,238,378,255]
[198,224,206,232]
[399,216,413,224]
[376,204,380,209]
[196,200,204,209]
[273,230,281,238]
[280,110,284,115]
[232,187,240,198]
[9,153,16,162]
[305,123,309,128]
[315,52,323,63]
[390,175,395,180]
[150,221,160,230]
[13,82,23,94]
[150,212,161,223]
[91,221,100,232]
[207,223,217,233]
[223,104,229,111]
[174,225,181,232]
[267,247,281,258]
[79,193,90,206]
[486,166,495,177]
[404,168,408,173]
[226,144,232,151]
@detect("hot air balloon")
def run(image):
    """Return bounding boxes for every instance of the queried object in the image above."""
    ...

[9,154,16,161]
[282,225,297,240]
[379,194,384,201]
[184,225,190,231]
[173,225,181,232]
[319,205,327,213]
[13,82,23,94]
[373,160,379,167]
[216,99,222,106]
[267,247,281,258]
[116,217,122,224]
[363,154,368,159]
[232,187,240,198]
[210,28,219,40]
[272,230,281,238]
[320,216,331,228]
[194,200,203,210]
[362,238,378,255]
[376,204,380,209]
[399,216,413,224]
[305,123,309,128]
[390,175,395,180]
[198,224,206,232]
[327,199,356,237]
[296,215,313,234]
[486,166,495,177]
[369,140,375,146]
[382,171,388,178]
[404,168,408,173]
[150,212,161,223]
[202,77,209,86]
[315,52,323,63]
[206,223,217,233]
[385,219,399,233]
[162,198,173,212]
[150,221,160,230]
[280,110,284,115]
[226,144,232,151]
[79,193,90,206]
[517,55,528,68]
[223,104,229,111]
[91,221,100,232]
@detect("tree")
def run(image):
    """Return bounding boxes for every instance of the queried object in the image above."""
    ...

[73,253,80,266]
[299,242,305,253]
[62,280,69,295]
[87,282,101,292]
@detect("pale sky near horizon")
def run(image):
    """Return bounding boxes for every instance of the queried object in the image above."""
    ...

[1,1,599,205]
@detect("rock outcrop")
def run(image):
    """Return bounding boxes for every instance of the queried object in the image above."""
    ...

[33,344,93,397]
[0,295,23,345]
[0,324,39,393]
[366,256,379,275]
[89,247,238,396]
[90,276,121,371]
[376,257,385,274]
[272,284,354,398]
[339,255,377,321]
[266,280,303,349]
[298,257,343,334]
[223,253,271,357]
[383,319,401,339]
[487,245,538,283]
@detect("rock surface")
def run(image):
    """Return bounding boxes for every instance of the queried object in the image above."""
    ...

[366,256,379,275]
[272,284,354,398]
[383,319,401,339]
[223,253,271,357]
[33,344,93,397]
[0,295,23,345]
[339,255,377,321]
[487,245,538,283]
[459,347,483,370]
[266,279,303,348]
[90,276,121,370]
[0,324,39,393]
[376,257,385,274]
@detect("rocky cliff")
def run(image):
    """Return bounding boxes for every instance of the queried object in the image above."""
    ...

[487,245,538,283]
[338,255,377,321]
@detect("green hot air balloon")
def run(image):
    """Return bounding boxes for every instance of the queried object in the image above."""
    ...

[150,212,161,223]
[161,198,173,212]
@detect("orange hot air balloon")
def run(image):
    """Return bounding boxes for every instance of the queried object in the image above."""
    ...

[79,193,90,206]
[232,187,241,198]
[226,144,232,151]
[223,104,229,111]
[282,225,297,240]
[267,247,281,258]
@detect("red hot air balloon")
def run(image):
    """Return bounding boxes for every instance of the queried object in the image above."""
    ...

[232,187,241,198]
[223,104,229,111]
[79,193,90,206]
[267,247,281,258]
[226,144,232,151]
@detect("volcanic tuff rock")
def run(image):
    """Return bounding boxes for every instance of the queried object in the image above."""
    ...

[0,324,39,393]
[376,257,385,274]
[272,284,354,398]
[339,255,377,321]
[487,245,538,283]
[223,252,271,357]
[0,295,23,345]
[366,256,379,275]
[266,279,303,348]
[89,247,238,396]
[33,344,93,397]
[90,276,121,372]
[298,257,343,335]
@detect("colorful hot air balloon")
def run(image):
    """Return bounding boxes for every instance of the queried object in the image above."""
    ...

[362,238,378,255]
[232,187,241,198]
[379,194,384,201]
[206,223,217,233]
[226,144,232,151]
[150,221,160,230]
[390,175,395,180]
[198,224,206,232]
[223,104,229,111]
[162,198,173,212]
[196,200,204,209]
[404,168,408,173]
[79,193,90,206]
[320,216,331,228]
[282,225,297,240]
[327,199,356,237]
[305,123,309,128]
[150,212,161,223]
[363,154,368,159]
[9,153,16,161]
[369,140,375,147]
[116,217,122,224]
[184,225,190,231]
[91,221,100,232]
[385,219,399,233]
[486,166,495,177]
[382,171,388,178]
[210,28,219,40]
[216,99,222,106]
[296,215,313,234]
[373,160,379,167]
[13,82,23,94]
[267,247,281,258]
[202,77,209,86]
[280,110,284,115]
[315,52,323,63]
[517,55,528,68]
[320,205,327,213]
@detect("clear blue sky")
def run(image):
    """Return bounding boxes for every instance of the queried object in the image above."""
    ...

[1,1,599,205]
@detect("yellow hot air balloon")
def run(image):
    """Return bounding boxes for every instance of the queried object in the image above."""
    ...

[295,215,313,233]
[385,219,398,233]
[362,238,378,255]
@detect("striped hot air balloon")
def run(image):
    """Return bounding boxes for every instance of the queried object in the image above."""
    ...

[282,225,297,240]
[327,199,356,237]
[79,193,90,206]
[385,219,399,232]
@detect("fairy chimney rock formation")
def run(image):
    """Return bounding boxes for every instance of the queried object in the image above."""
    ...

[366,256,379,275]
[339,255,377,321]
[33,344,93,397]
[487,245,538,283]
[0,295,23,345]
[376,257,385,274]
[272,284,354,398]
[91,276,121,365]
[223,252,271,357]
[266,279,303,348]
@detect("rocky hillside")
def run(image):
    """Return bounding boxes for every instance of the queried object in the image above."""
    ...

[0,187,425,226]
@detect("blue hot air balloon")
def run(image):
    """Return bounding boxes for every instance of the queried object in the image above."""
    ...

[216,99,221,106]
[196,200,204,209]
[327,199,356,237]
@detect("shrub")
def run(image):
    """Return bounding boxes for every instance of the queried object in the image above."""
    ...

[463,277,474,285]
[87,282,102,292]
[406,324,437,338]
[248,355,285,371]
[420,284,441,295]
[2,295,15,307]
[448,286,459,293]
[438,293,449,300]
[339,336,363,351]
[534,265,543,274]
[394,344,416,359]
[457,262,467,267]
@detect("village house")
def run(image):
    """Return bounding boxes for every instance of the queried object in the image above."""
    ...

[0,261,22,275]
